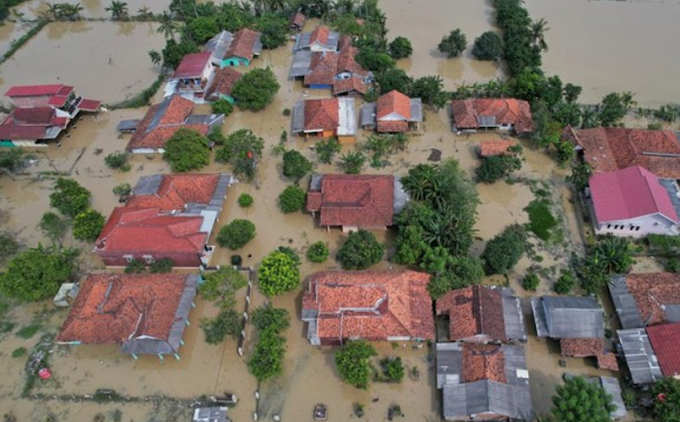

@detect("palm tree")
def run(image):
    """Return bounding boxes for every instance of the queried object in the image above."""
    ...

[148,50,161,65]
[530,18,549,52]
[61,3,84,21]
[401,164,438,202]
[105,1,129,20]
[136,6,153,20]
[156,11,178,39]
[580,106,598,129]
[44,3,62,20]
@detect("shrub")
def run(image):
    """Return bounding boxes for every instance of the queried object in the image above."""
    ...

[247,328,286,380]
[338,151,366,174]
[0,232,19,264]
[11,347,26,358]
[471,31,503,61]
[251,305,291,333]
[306,241,329,263]
[198,267,248,307]
[522,272,540,291]
[379,357,405,383]
[104,152,130,171]
[16,324,40,339]
[201,309,241,344]
[278,185,306,213]
[525,199,558,241]
[438,29,467,57]
[481,225,527,275]
[257,250,300,296]
[211,98,234,116]
[0,246,76,302]
[72,208,105,242]
[282,149,313,182]
[335,340,377,389]
[49,178,91,218]
[476,152,522,184]
[554,270,576,294]
[666,257,680,273]
[388,36,413,59]
[39,212,67,246]
[238,193,254,208]
[149,258,173,273]
[215,129,265,182]
[124,259,145,274]
[112,183,131,196]
[163,128,210,172]
[315,138,341,164]
[230,254,242,266]
[337,230,385,270]
[217,219,256,250]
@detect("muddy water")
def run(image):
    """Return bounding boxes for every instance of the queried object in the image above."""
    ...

[0,20,36,57]
[524,0,680,107]
[0,22,165,104]
[14,0,171,20]
[382,0,504,90]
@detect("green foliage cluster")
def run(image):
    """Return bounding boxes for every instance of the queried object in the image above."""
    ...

[198,267,248,306]
[423,248,485,299]
[338,151,366,174]
[374,70,448,110]
[282,149,313,182]
[12,347,27,358]
[163,128,210,172]
[481,225,527,275]
[492,0,542,76]
[257,250,301,296]
[149,258,174,273]
[251,305,291,333]
[378,357,405,383]
[232,68,280,111]
[278,185,306,213]
[665,257,680,273]
[551,376,615,422]
[525,199,558,241]
[238,193,254,208]
[201,309,241,344]
[0,233,19,264]
[15,324,40,339]
[388,37,413,59]
[337,230,385,270]
[652,377,680,422]
[472,31,503,61]
[598,92,635,127]
[124,259,146,274]
[49,178,91,218]
[0,246,77,302]
[438,29,467,57]
[567,161,592,192]
[104,152,130,172]
[335,340,378,389]
[215,129,265,182]
[72,208,105,242]
[217,219,256,250]
[648,234,680,255]
[362,133,409,168]
[256,14,289,49]
[160,38,200,70]
[578,235,634,295]
[522,272,540,291]
[0,147,26,173]
[554,269,576,294]
[248,304,291,381]
[306,241,329,263]
[476,147,523,183]
[112,183,132,197]
[211,98,234,116]
[315,138,342,164]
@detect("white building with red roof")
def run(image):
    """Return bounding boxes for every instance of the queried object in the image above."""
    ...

[166,52,215,103]
[587,165,680,237]
[360,90,423,133]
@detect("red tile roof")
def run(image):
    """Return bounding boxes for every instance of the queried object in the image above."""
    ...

[5,84,73,97]
[290,11,305,27]
[302,270,434,341]
[57,273,189,345]
[338,35,352,51]
[126,174,220,213]
[9,107,62,125]
[309,26,329,46]
[96,207,207,256]
[304,53,338,86]
[377,90,411,120]
[461,343,507,383]
[436,286,506,342]
[78,99,101,111]
[333,77,367,96]
[0,107,68,140]
[451,98,534,133]
[126,95,205,150]
[225,28,260,61]
[172,52,212,79]
[597,352,620,371]
[337,45,367,76]
[589,166,679,224]
[560,338,605,357]
[566,127,680,179]
[647,322,680,376]
[307,174,394,227]
[205,67,242,99]
[479,140,518,157]
[623,273,680,326]
[304,98,339,132]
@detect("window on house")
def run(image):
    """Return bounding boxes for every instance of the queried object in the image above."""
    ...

[143,255,155,264]
[607,224,611,229]
[123,255,134,263]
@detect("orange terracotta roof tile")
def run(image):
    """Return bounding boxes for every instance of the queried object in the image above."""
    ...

[377,90,411,120]
[309,26,329,46]
[333,77,367,96]
[337,45,368,76]
[623,273,680,326]
[304,98,339,132]
[451,98,534,133]
[479,140,518,157]
[126,174,220,213]
[436,286,506,342]
[304,53,338,86]
[225,28,260,61]
[461,343,507,383]
[302,270,434,341]
[290,11,305,27]
[57,273,189,345]
[205,67,242,99]
[597,352,620,371]
[307,174,394,227]
[560,338,604,357]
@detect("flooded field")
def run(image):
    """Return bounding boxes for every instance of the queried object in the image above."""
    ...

[0,21,165,104]
[15,0,170,20]
[524,0,680,107]
[0,20,37,56]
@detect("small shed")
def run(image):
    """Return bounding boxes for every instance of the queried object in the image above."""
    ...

[192,407,230,422]
[116,119,139,133]
[54,283,79,307]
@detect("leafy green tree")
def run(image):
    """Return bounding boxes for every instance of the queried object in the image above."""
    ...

[256,13,288,49]
[185,16,219,44]
[412,75,448,110]
[148,50,161,65]
[211,98,234,116]
[0,246,76,301]
[438,29,467,57]
[198,266,248,307]
[530,18,549,52]
[49,178,91,218]
[355,47,395,73]
[336,230,385,270]
[335,340,377,389]
[388,36,412,59]
[551,376,615,422]
[392,225,428,266]
[238,193,254,207]
[157,11,178,39]
[215,129,265,182]
[277,245,301,266]
[563,83,583,104]
[104,152,129,171]
[282,149,313,182]
[652,377,680,422]
[554,139,576,163]
[216,219,256,250]
[380,357,405,382]
[0,233,18,264]
[375,68,413,96]
[257,250,301,296]
[105,1,128,20]
[593,235,634,274]
[522,272,540,291]
[554,270,576,294]
[163,128,210,172]
[39,212,67,246]
[231,68,280,111]
[161,38,199,69]
[338,151,366,174]
[112,183,132,197]
[0,148,25,173]
[278,185,306,213]
[471,31,503,61]
[567,161,592,192]
[315,138,341,164]
[201,309,241,344]
[481,225,527,275]
[306,241,329,263]
[476,154,522,183]
[420,247,484,298]
[598,92,635,127]
[248,328,286,380]
[251,304,291,332]
[72,208,105,242]
[149,258,174,273]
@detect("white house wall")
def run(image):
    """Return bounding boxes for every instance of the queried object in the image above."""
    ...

[593,212,678,237]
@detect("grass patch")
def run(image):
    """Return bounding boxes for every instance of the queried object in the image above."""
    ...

[15,324,41,339]
[0,321,15,334]
[11,347,26,358]
[107,74,164,109]
[525,199,557,241]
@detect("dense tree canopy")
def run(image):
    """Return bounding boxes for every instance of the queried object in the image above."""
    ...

[552,376,615,422]
[476,147,523,184]
[163,128,210,172]
[375,68,413,96]
[388,36,413,60]
[471,31,503,61]
[481,225,527,275]
[282,149,313,182]
[257,250,301,296]
[438,29,467,57]
[215,129,265,182]
[256,14,288,49]
[278,185,307,213]
[231,68,280,111]
[49,178,91,218]
[412,75,448,110]
[38,212,67,246]
[653,377,680,422]
[0,233,18,265]
[72,208,105,242]
[335,340,377,389]
[0,246,77,301]
[216,219,256,250]
[336,230,385,270]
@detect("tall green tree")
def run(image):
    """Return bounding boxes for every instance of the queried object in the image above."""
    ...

[438,29,467,57]
[335,340,377,389]
[49,178,91,218]
[163,128,210,172]
[215,129,265,182]
[105,1,129,20]
[39,212,67,246]
[157,11,178,39]
[72,208,105,242]
[388,36,413,59]
[471,31,503,61]
[336,230,385,270]
[412,75,448,110]
[598,92,635,127]
[257,250,301,296]
[652,377,680,422]
[256,13,288,49]
[530,18,549,52]
[551,376,615,422]
[282,149,313,182]
[231,68,280,111]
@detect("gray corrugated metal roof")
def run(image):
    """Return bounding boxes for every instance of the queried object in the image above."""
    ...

[185,114,224,126]
[289,50,313,78]
[292,100,305,133]
[133,174,163,195]
[503,344,530,386]
[253,35,262,55]
[409,98,423,122]
[360,102,376,128]
[598,376,626,420]
[531,297,550,337]
[205,31,233,62]
[293,30,340,51]
[478,115,497,127]
[309,174,323,191]
[436,342,463,389]
[609,275,645,329]
[443,380,532,421]
[542,296,604,338]
[501,288,527,342]
[116,119,139,131]
[618,328,662,385]
[393,178,409,214]
[193,407,229,422]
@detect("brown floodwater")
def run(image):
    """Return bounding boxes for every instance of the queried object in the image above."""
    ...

[523,0,680,107]
[14,0,172,20]
[0,21,165,104]
[0,20,35,57]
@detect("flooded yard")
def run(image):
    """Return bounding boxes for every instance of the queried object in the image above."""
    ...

[15,0,171,20]
[0,21,165,104]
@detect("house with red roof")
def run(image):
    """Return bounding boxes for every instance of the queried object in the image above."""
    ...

[291,97,357,143]
[478,140,518,158]
[95,173,232,268]
[587,166,680,237]
[124,94,224,153]
[563,126,680,179]
[293,26,340,52]
[205,67,242,104]
[167,52,215,102]
[360,90,423,133]
[0,84,100,147]
[451,98,534,135]
[306,174,407,231]
[204,29,262,68]
[289,11,306,32]
[301,270,435,345]
[645,323,680,378]
[609,272,680,330]
[56,273,198,359]
[435,286,526,343]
